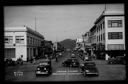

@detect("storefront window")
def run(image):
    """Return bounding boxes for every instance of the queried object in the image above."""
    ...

[5,36,13,44]
[15,36,24,44]
[108,20,122,28]
[108,32,123,39]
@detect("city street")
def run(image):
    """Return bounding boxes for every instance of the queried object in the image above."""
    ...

[5,51,126,82]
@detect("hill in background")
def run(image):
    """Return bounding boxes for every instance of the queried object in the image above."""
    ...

[59,39,76,50]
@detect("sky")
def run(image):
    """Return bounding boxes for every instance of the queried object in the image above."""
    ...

[4,4,124,42]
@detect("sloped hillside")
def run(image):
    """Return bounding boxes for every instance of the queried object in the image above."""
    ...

[59,39,76,50]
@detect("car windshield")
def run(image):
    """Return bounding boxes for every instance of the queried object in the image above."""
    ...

[71,59,78,62]
[39,62,49,66]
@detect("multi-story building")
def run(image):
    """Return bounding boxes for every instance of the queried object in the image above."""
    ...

[82,32,91,53]
[4,26,44,61]
[75,38,84,51]
[90,10,125,60]
[89,25,97,57]
[83,31,90,43]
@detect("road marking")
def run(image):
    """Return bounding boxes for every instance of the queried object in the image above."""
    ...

[56,70,78,73]
[52,72,82,75]
[56,71,67,73]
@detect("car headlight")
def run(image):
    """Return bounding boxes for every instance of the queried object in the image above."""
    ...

[44,68,46,70]
[85,70,89,72]
[80,64,84,66]
[37,68,40,70]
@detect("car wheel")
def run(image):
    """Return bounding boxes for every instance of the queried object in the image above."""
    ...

[83,72,86,77]
[50,70,52,75]
[36,74,39,77]
[70,64,72,67]
[110,62,112,64]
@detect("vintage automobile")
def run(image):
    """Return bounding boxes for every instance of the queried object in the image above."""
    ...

[35,59,52,76]
[108,56,126,64]
[70,53,76,58]
[4,58,16,66]
[62,58,79,67]
[80,62,99,77]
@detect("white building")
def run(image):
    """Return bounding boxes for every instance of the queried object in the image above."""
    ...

[75,38,85,52]
[4,26,44,61]
[92,10,125,60]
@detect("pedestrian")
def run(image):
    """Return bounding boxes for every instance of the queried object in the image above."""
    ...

[33,56,36,64]
[20,55,23,65]
[55,54,58,62]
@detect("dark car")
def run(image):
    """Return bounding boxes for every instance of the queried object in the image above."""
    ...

[35,59,52,76]
[39,59,51,66]
[108,56,126,64]
[70,53,76,58]
[4,58,16,66]
[80,62,99,77]
[62,58,79,67]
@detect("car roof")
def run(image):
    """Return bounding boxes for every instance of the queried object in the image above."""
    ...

[37,65,49,68]
[38,63,50,66]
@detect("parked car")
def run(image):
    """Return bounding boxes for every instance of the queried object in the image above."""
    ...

[16,58,23,65]
[62,58,79,67]
[70,53,76,58]
[39,59,51,66]
[35,59,52,76]
[108,56,126,64]
[4,58,16,66]
[80,62,99,77]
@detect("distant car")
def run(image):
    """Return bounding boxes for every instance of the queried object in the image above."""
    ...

[108,56,126,64]
[35,59,52,76]
[62,58,79,67]
[70,53,76,58]
[80,62,99,77]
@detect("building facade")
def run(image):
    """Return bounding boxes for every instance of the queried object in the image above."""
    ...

[4,26,44,61]
[90,10,125,60]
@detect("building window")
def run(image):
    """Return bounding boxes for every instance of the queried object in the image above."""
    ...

[101,34,102,41]
[96,36,98,42]
[108,20,122,28]
[27,36,29,44]
[30,37,32,44]
[5,36,13,44]
[103,21,105,29]
[108,32,123,39]
[16,36,24,44]
[99,25,100,32]
[99,35,100,42]
[107,44,124,50]
[103,33,105,40]
[100,24,102,31]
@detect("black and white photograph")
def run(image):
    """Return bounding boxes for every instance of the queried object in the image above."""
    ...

[4,3,126,81]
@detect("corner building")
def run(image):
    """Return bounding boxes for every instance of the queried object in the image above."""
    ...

[92,10,125,60]
[4,26,44,61]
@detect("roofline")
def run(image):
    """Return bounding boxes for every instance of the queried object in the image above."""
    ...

[94,11,124,24]
[89,25,96,32]
[5,26,44,39]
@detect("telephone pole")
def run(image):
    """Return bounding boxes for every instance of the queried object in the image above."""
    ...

[35,16,37,31]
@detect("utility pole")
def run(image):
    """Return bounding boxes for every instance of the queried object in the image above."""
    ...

[105,3,106,11]
[35,16,37,31]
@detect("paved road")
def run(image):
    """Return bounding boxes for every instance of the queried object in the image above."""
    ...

[5,51,126,81]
